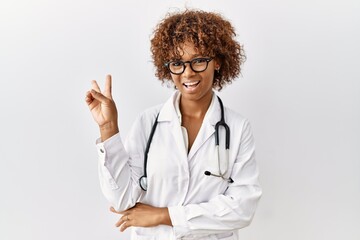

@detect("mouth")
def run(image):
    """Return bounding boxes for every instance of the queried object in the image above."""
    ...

[183,81,200,89]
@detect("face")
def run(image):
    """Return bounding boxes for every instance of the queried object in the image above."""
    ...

[169,42,220,103]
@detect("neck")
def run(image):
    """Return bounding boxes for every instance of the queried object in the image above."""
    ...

[179,92,213,119]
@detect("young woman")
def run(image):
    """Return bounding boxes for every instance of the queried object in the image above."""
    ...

[85,9,261,240]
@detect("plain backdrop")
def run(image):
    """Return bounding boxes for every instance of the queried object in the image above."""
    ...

[1,0,359,239]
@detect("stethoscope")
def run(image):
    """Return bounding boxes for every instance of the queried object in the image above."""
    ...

[139,96,233,191]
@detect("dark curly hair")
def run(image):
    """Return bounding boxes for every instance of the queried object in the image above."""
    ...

[150,9,246,90]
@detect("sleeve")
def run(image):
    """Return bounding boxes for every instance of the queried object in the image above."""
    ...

[96,115,148,212]
[167,120,262,238]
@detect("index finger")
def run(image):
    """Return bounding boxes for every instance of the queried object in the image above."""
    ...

[91,80,101,92]
[104,74,112,98]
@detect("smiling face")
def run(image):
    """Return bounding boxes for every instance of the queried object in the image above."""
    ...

[170,42,220,103]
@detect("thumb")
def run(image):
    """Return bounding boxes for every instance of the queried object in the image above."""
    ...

[110,206,121,214]
[90,89,109,103]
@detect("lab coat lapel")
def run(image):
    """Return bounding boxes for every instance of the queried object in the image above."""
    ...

[170,118,188,157]
[158,92,188,159]
[188,121,215,160]
[188,94,221,160]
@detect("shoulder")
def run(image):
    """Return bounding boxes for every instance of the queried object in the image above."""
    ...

[222,107,255,152]
[136,104,163,128]
[136,92,176,124]
[126,104,163,144]
[223,106,254,141]
[224,106,250,127]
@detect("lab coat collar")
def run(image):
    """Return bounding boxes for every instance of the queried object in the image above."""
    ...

[157,91,222,159]
[188,93,221,159]
[157,91,221,127]
[157,91,179,123]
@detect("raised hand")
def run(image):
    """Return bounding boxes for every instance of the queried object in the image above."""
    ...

[85,74,119,141]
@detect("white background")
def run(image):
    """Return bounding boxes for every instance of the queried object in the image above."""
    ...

[1,0,359,239]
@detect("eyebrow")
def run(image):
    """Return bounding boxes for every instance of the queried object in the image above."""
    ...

[189,53,201,58]
[179,54,203,61]
[168,52,206,62]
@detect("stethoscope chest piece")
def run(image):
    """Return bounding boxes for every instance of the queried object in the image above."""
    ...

[139,176,148,191]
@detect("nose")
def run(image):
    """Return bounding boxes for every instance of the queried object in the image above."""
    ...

[182,62,196,77]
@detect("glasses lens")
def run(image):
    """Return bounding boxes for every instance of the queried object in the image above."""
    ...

[166,58,211,74]
[191,58,209,72]
[169,61,184,74]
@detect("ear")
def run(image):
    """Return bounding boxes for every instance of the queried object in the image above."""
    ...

[213,59,221,70]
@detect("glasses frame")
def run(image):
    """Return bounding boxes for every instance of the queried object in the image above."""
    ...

[164,57,213,75]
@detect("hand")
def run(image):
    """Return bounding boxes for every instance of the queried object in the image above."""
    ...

[85,74,119,141]
[110,203,172,232]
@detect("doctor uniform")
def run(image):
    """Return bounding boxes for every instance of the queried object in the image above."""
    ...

[96,91,262,240]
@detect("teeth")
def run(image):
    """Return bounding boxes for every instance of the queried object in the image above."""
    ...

[184,81,200,87]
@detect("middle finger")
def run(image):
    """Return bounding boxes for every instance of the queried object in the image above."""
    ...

[115,215,129,227]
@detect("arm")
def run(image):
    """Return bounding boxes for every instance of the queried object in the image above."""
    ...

[86,75,142,211]
[96,133,142,211]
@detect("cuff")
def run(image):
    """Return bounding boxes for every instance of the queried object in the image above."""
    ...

[95,133,125,190]
[168,206,189,237]
[95,132,122,165]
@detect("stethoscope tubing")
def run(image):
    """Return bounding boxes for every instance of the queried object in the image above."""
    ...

[139,114,159,191]
[213,96,232,182]
[139,96,232,191]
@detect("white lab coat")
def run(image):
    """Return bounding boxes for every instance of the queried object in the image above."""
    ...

[96,91,262,240]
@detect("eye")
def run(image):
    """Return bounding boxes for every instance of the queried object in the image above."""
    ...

[170,61,183,67]
[193,58,207,64]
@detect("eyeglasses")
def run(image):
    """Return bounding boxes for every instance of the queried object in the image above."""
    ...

[164,57,213,75]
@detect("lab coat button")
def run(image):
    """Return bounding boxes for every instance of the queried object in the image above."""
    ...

[100,149,104,153]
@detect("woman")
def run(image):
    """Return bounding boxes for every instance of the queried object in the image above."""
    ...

[85,9,261,240]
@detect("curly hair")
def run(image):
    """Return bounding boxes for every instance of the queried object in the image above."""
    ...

[150,9,246,90]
